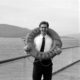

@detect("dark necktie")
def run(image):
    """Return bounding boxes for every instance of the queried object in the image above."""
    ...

[40,36,45,52]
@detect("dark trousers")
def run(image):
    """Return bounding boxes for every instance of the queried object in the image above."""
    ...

[32,59,53,80]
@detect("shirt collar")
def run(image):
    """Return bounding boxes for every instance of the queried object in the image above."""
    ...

[40,34,47,38]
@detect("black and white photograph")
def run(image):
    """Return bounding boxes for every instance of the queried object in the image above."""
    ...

[0,0,79,80]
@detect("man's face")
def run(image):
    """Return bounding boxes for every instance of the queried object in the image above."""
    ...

[40,24,48,36]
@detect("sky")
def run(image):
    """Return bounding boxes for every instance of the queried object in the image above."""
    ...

[0,0,79,36]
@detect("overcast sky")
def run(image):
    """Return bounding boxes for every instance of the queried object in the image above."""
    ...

[0,0,79,36]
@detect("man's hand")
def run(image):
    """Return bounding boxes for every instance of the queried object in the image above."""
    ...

[54,47,62,55]
[24,45,32,53]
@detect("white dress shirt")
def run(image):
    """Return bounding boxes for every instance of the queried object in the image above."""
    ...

[34,34,52,52]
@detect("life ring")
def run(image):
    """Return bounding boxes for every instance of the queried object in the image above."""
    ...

[25,28,62,60]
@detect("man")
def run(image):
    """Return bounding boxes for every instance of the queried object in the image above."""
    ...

[25,21,62,80]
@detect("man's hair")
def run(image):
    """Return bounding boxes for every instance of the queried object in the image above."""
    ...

[39,21,49,28]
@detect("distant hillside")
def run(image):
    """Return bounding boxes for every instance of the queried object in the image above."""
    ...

[0,24,30,38]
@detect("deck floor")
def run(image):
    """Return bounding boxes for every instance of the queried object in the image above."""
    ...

[0,57,80,80]
[52,60,80,80]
